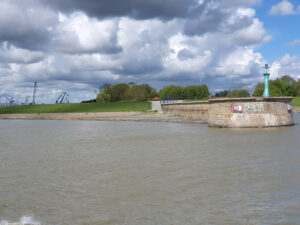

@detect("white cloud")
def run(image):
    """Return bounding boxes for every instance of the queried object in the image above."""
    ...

[270,0,300,15]
[0,0,58,48]
[53,12,121,54]
[271,54,300,80]
[217,48,263,76]
[286,39,300,46]
[0,0,274,102]
[0,42,44,64]
[233,18,272,46]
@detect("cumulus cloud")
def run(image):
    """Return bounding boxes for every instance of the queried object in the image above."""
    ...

[0,0,58,50]
[232,18,272,46]
[271,54,300,80]
[40,0,201,20]
[0,0,273,103]
[40,0,263,20]
[0,42,44,64]
[52,13,122,54]
[270,0,300,15]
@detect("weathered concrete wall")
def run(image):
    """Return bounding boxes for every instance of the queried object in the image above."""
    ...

[161,101,210,121]
[209,97,294,128]
[161,97,294,128]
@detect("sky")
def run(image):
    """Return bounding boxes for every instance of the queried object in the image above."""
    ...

[0,0,300,103]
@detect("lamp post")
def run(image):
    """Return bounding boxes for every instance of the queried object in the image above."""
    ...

[263,64,271,97]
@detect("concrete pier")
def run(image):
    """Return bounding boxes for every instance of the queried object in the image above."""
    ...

[208,97,293,128]
[161,97,294,128]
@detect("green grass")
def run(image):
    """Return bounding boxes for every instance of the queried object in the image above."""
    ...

[292,97,300,107]
[0,102,151,114]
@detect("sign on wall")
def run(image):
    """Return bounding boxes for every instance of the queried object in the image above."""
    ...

[287,103,292,111]
[232,104,243,113]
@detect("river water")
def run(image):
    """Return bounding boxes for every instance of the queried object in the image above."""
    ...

[0,115,300,225]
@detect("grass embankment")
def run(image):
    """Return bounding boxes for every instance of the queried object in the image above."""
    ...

[0,102,151,114]
[292,97,300,108]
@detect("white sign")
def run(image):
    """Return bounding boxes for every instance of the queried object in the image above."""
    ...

[287,103,292,111]
[232,105,243,113]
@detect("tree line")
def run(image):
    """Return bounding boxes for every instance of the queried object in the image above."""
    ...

[96,83,210,102]
[159,85,210,100]
[94,75,300,103]
[214,75,300,98]
[96,83,157,102]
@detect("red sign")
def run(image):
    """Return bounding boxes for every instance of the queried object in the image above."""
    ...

[287,103,292,111]
[232,104,243,113]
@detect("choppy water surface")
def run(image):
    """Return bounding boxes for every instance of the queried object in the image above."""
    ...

[0,115,300,225]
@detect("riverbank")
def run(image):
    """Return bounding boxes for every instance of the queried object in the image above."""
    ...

[0,112,206,123]
[0,102,151,114]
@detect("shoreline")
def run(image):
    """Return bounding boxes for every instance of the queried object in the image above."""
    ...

[0,112,207,123]
[0,107,298,123]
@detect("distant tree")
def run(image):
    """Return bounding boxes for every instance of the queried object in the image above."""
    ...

[272,79,294,96]
[253,81,283,96]
[252,88,264,97]
[81,99,96,103]
[96,92,111,102]
[214,90,230,97]
[96,84,112,103]
[185,86,198,99]
[140,84,158,100]
[159,85,185,99]
[111,83,129,101]
[148,90,158,99]
[269,81,284,96]
[227,89,250,98]
[197,85,210,99]
[294,79,300,96]
[96,83,159,102]
[280,75,296,86]
[252,77,295,97]
[185,85,210,99]
[125,85,148,101]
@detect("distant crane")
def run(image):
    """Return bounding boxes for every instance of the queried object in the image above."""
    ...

[0,94,15,107]
[31,81,38,105]
[56,92,69,104]
[1,94,15,103]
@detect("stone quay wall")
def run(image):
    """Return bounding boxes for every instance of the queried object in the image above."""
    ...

[208,97,294,128]
[162,97,294,128]
[161,101,210,121]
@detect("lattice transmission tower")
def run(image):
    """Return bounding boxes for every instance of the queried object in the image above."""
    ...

[32,81,38,105]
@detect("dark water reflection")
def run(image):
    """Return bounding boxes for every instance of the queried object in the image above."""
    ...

[0,114,300,225]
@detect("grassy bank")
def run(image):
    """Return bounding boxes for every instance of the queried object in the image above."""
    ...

[292,97,300,107]
[0,102,151,114]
